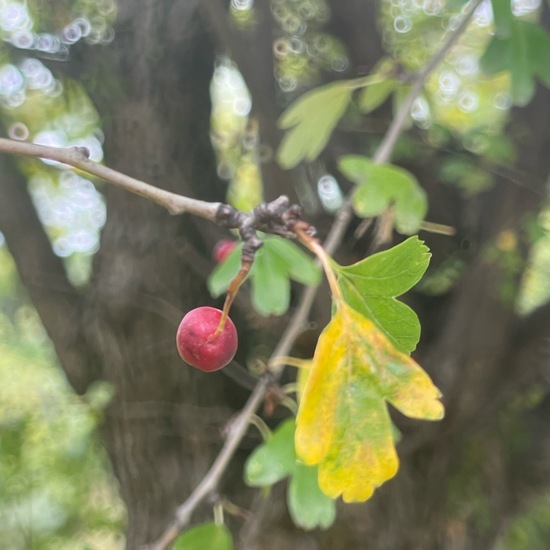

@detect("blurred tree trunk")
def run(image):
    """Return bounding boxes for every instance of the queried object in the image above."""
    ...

[79,1,245,545]
[1,1,550,549]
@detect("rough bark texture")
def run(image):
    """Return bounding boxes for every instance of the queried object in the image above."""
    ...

[80,2,245,545]
[1,1,550,549]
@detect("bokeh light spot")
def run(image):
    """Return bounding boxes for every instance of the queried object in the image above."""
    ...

[8,122,29,141]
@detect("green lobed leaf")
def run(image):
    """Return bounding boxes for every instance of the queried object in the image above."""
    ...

[173,522,233,550]
[359,79,396,114]
[480,19,550,106]
[251,247,291,316]
[510,20,536,106]
[277,81,353,169]
[245,418,337,530]
[244,419,296,486]
[480,35,512,75]
[524,21,550,87]
[288,462,336,530]
[339,155,427,234]
[490,0,513,37]
[207,236,319,317]
[332,236,431,353]
[356,58,398,115]
[262,237,321,287]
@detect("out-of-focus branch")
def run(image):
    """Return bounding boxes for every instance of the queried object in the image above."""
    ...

[144,376,271,550]
[370,0,484,246]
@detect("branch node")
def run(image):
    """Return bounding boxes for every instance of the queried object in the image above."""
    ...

[216,203,240,226]
[73,146,90,159]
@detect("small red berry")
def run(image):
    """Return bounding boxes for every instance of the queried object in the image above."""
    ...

[176,306,238,372]
[213,239,237,263]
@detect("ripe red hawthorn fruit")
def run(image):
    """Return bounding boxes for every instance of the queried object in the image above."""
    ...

[213,239,237,263]
[176,306,238,372]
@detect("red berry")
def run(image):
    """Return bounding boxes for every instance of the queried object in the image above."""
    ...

[176,306,238,372]
[213,239,237,263]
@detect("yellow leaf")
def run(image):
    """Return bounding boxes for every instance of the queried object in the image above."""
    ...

[295,302,443,502]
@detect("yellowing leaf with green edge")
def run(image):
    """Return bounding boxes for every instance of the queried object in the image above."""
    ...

[295,302,443,502]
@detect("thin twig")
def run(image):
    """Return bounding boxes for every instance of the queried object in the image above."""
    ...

[375,1,482,165]
[144,376,271,550]
[371,0,483,244]
[0,137,221,219]
[145,3,483,548]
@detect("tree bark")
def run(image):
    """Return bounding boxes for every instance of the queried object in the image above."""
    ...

[2,1,550,549]
[77,1,249,545]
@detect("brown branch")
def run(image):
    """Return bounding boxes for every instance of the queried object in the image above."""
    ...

[0,138,315,250]
[0,153,99,393]
[144,376,272,550]
[0,137,221,219]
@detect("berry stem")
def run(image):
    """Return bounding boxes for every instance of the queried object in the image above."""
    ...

[270,356,311,369]
[211,257,253,339]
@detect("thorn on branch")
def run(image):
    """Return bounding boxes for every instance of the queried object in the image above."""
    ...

[215,197,319,329]
[216,195,317,262]
[214,196,317,347]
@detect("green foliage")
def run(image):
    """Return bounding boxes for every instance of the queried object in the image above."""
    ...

[3,0,550,545]
[490,0,514,37]
[416,256,466,296]
[208,236,320,316]
[499,491,550,550]
[358,78,396,113]
[338,155,427,234]
[357,58,397,114]
[0,255,124,549]
[211,60,264,213]
[332,236,431,353]
[245,419,336,530]
[439,155,494,196]
[245,418,296,485]
[288,463,336,530]
[517,208,550,314]
[277,81,353,168]
[481,19,550,106]
[173,522,232,550]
